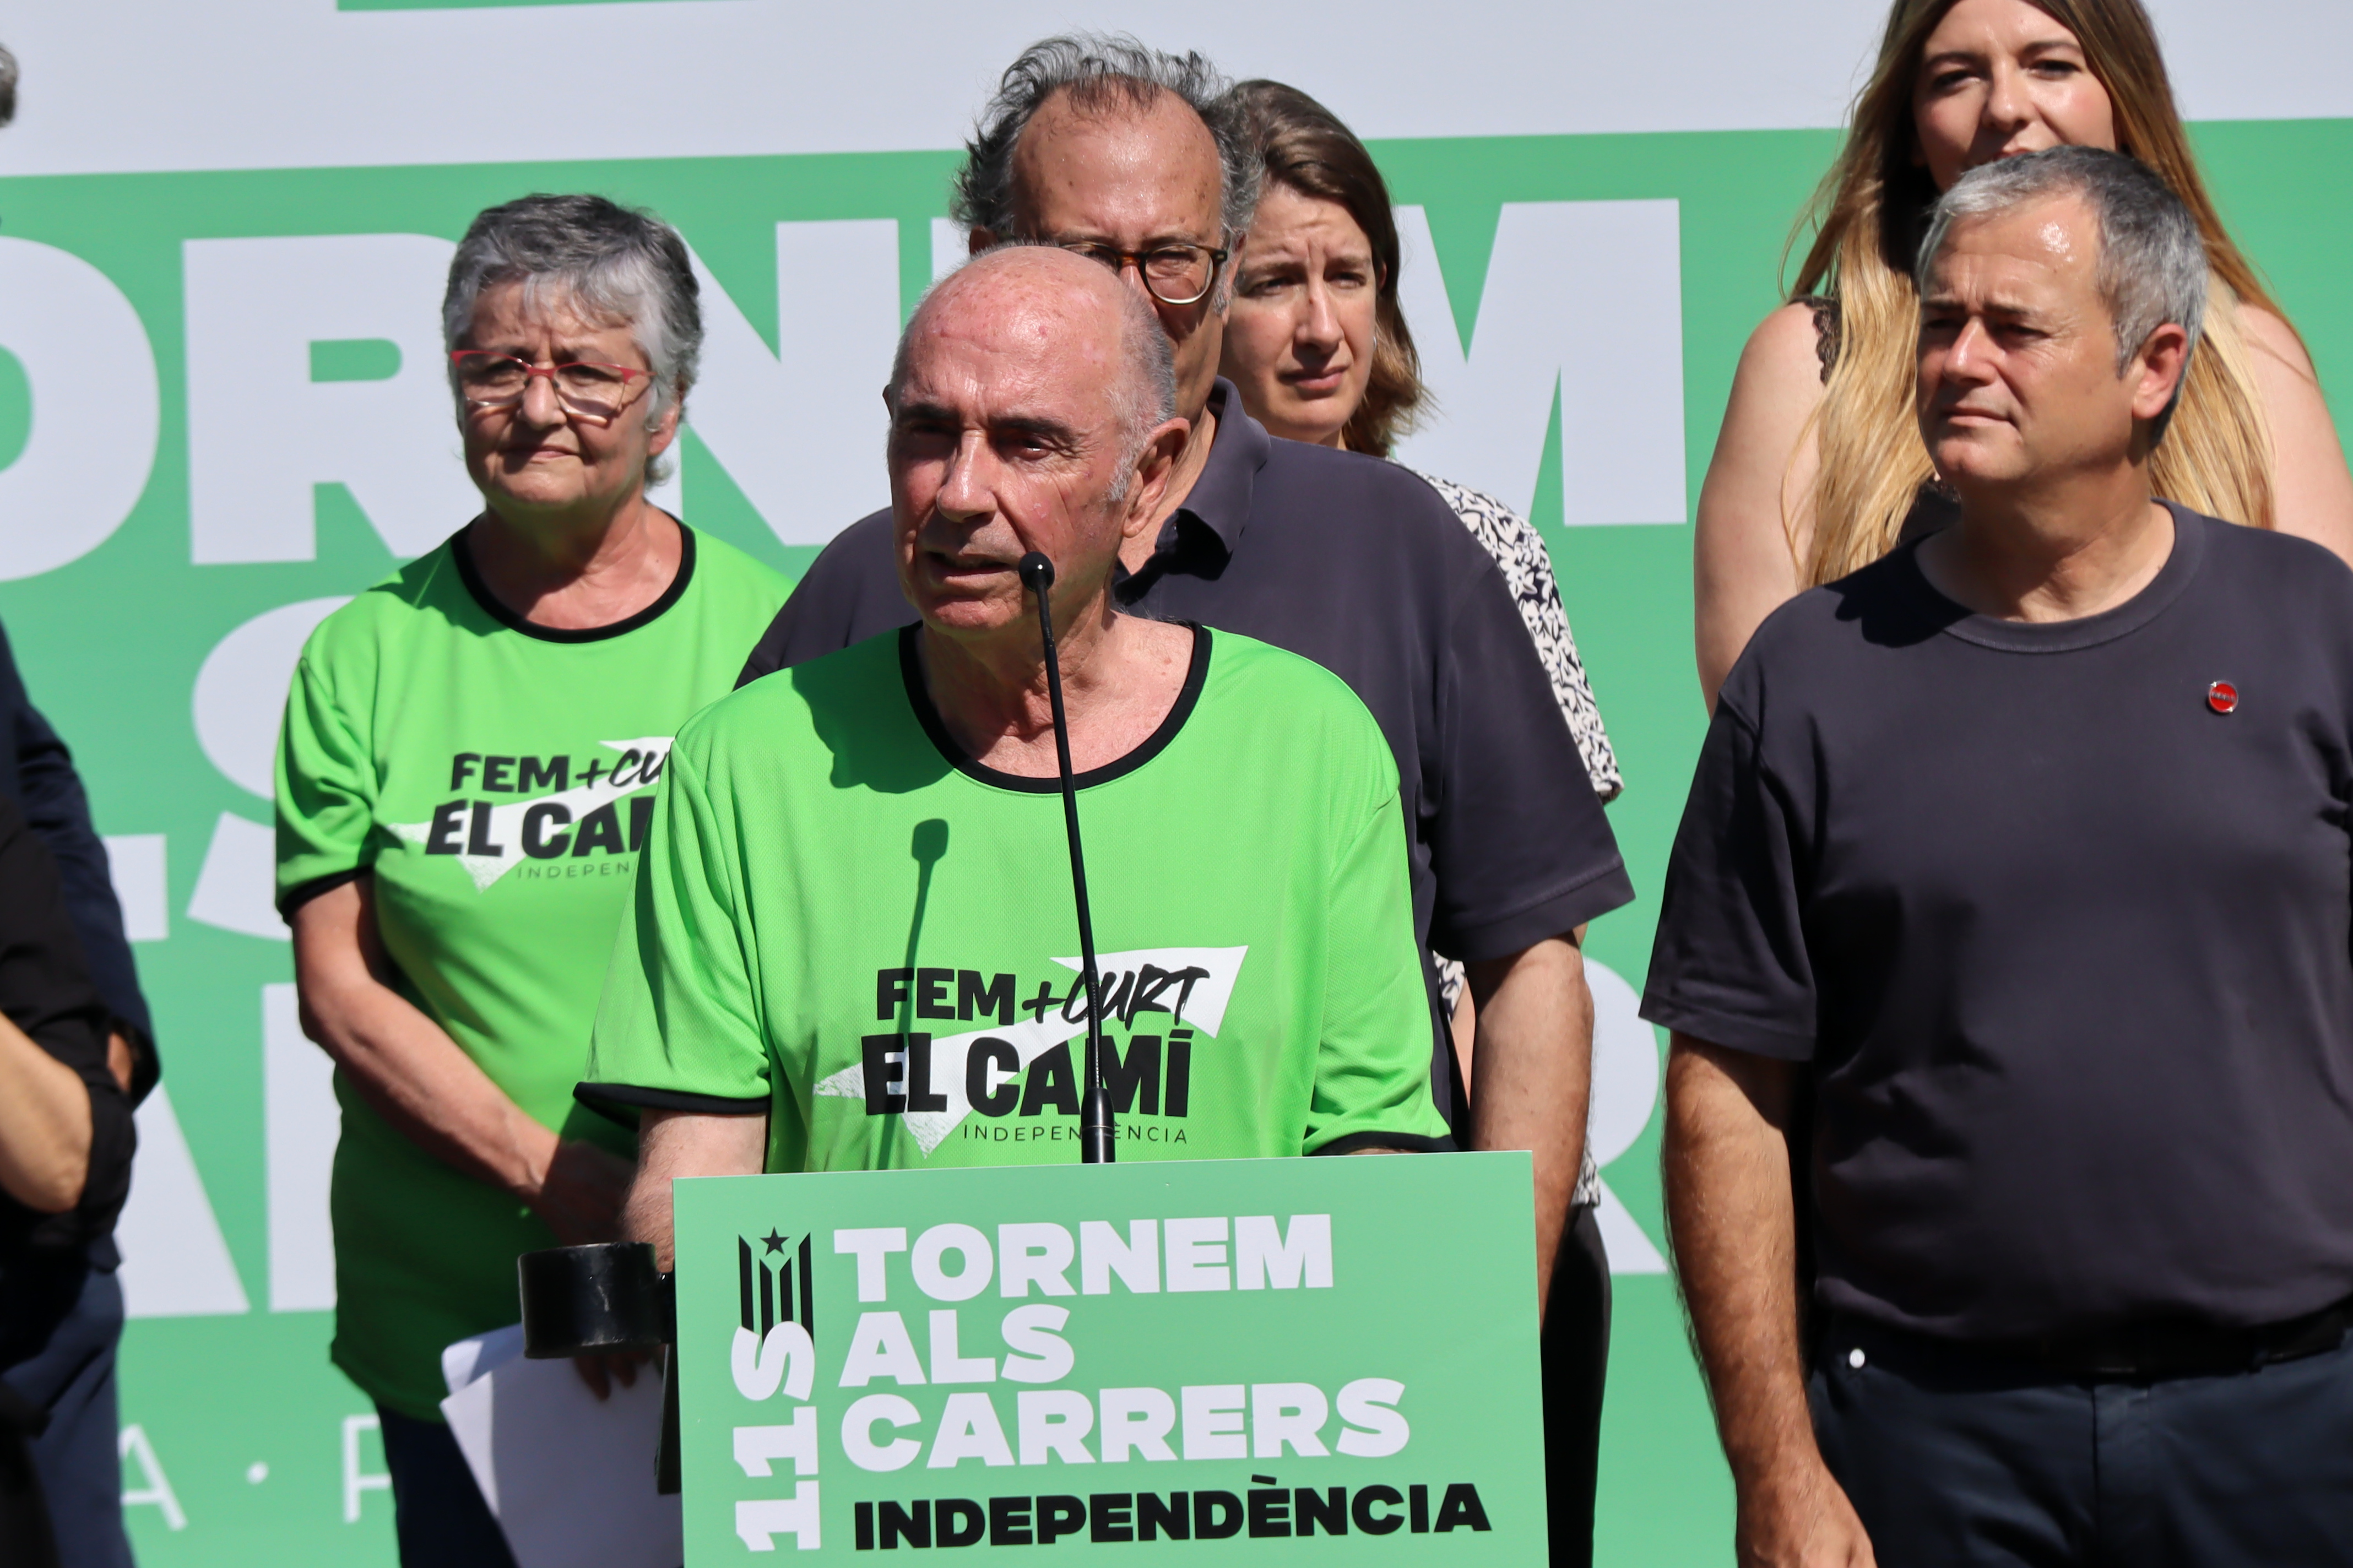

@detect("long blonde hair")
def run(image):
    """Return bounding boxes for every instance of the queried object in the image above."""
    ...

[1792,0,2287,585]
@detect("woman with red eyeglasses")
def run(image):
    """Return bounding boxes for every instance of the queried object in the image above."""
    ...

[273,194,787,1567]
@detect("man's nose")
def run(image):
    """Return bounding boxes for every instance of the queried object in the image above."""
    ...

[1945,319,1997,380]
[1105,256,1156,301]
[934,430,995,519]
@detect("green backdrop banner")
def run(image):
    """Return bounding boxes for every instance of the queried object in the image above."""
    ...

[673,1154,1542,1561]
[0,112,2345,1567]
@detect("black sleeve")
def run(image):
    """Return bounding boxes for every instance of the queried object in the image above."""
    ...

[0,796,137,1253]
[1428,550,1634,961]
[573,1082,772,1129]
[0,620,156,1099]
[735,509,917,687]
[1638,695,1819,1060]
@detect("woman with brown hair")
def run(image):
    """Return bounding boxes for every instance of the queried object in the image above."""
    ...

[1217,80,1621,809]
[1216,77,1619,1568]
[1695,0,2353,708]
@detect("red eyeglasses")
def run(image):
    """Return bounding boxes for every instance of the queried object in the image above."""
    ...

[448,351,657,424]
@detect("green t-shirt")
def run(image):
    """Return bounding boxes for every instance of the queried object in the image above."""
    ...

[583,625,1450,1173]
[275,524,788,1420]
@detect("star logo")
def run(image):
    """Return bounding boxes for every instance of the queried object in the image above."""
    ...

[738,1230,814,1347]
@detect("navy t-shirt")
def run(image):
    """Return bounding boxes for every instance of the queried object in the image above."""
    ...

[0,794,133,1265]
[1643,504,2353,1341]
[739,383,1634,1128]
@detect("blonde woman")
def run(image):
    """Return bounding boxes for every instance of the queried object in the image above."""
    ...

[1695,0,2353,708]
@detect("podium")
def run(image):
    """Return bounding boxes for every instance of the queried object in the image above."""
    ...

[659,1152,1545,1562]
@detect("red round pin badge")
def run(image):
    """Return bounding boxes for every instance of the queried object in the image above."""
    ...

[2207,680,2238,714]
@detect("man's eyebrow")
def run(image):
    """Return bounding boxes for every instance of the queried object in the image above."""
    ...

[990,413,1083,447]
[888,401,1084,446]
[1051,228,1218,251]
[1922,291,2048,322]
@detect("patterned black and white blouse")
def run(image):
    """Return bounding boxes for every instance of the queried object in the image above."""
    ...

[1406,466,1620,1211]
[1409,469,1622,802]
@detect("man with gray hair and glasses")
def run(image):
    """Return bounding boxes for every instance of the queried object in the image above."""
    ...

[736,40,1631,1560]
[1650,144,2353,1566]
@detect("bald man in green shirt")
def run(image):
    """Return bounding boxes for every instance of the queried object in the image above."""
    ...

[583,245,1451,1263]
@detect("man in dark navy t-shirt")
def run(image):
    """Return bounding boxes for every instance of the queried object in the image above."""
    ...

[1651,147,2353,1566]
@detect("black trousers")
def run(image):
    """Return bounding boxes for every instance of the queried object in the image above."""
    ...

[1810,1314,2353,1566]
[1543,1205,1610,1568]
[378,1407,518,1568]
[0,1255,131,1568]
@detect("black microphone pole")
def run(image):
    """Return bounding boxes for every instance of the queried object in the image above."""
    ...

[1020,552,1116,1164]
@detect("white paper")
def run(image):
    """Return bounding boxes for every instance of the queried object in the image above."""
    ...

[440,1325,681,1568]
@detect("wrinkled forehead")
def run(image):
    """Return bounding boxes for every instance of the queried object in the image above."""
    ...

[1927,192,2100,299]
[466,274,639,349]
[1010,84,1224,234]
[898,273,1126,421]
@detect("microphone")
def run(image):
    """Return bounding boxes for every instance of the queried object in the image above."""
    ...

[1019,551,1116,1165]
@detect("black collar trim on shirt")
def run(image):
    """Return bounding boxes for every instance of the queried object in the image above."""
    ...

[451,513,697,644]
[897,621,1212,795]
[1903,501,2207,654]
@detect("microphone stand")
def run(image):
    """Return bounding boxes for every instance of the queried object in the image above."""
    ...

[1020,552,1116,1164]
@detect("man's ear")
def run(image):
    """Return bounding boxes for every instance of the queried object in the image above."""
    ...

[1120,418,1193,539]
[2129,322,2193,424]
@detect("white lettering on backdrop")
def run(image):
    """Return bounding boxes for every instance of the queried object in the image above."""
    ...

[686,220,901,544]
[0,237,159,580]
[1392,200,1686,525]
[185,232,479,563]
[265,981,342,1312]
[115,1087,250,1320]
[1586,959,1669,1273]
[186,596,349,941]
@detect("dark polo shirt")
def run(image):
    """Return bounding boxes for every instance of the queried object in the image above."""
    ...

[736,381,1634,1126]
[1644,505,2353,1341]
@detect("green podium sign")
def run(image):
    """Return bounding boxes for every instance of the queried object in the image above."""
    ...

[672,1153,1544,1561]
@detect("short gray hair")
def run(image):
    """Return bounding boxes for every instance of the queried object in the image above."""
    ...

[0,46,18,127]
[953,34,1261,250]
[890,243,1178,498]
[443,194,702,483]
[1918,146,2208,376]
